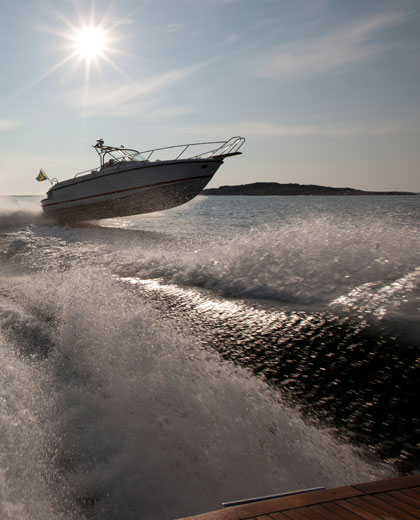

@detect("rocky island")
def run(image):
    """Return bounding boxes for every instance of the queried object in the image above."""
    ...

[202,182,417,196]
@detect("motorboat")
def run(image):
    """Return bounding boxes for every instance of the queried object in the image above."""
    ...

[40,136,245,222]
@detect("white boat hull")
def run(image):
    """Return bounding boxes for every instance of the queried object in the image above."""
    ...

[41,158,222,222]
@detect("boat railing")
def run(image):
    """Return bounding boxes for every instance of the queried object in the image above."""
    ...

[140,136,245,162]
[73,136,245,178]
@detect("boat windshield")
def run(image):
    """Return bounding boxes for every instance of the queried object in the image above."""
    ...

[102,148,147,164]
[92,140,148,169]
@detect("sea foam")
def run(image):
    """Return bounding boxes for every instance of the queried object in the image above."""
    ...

[0,268,393,519]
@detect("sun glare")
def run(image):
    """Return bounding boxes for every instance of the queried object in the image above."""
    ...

[73,27,106,59]
[11,5,131,111]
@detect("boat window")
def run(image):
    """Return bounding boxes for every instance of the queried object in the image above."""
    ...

[102,150,146,164]
[132,152,147,162]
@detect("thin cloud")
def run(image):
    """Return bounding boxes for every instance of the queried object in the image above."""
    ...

[205,0,241,3]
[221,33,239,45]
[255,9,410,79]
[296,0,334,16]
[61,62,207,118]
[0,119,20,131]
[177,120,404,137]
[166,23,182,32]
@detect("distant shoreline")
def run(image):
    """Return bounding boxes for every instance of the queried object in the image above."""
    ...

[202,182,418,196]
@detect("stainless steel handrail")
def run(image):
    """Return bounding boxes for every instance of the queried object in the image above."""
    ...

[222,487,325,508]
[139,140,226,161]
[191,136,245,159]
[139,137,245,162]
[72,136,245,178]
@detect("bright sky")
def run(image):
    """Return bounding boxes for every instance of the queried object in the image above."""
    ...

[1,0,419,195]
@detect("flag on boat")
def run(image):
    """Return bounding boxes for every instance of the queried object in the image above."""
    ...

[36,169,48,182]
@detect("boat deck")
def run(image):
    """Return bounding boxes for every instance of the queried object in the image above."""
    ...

[177,475,420,520]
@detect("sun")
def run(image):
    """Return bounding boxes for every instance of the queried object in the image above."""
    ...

[9,4,131,108]
[73,26,107,60]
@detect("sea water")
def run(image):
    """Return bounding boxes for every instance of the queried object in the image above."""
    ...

[0,194,419,520]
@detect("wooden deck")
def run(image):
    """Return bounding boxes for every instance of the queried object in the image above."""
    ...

[177,475,420,520]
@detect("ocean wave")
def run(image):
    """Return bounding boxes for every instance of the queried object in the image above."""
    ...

[0,210,45,231]
[1,200,419,306]
[2,209,419,311]
[0,198,44,229]
[110,217,420,306]
[0,267,393,519]
[0,331,73,520]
